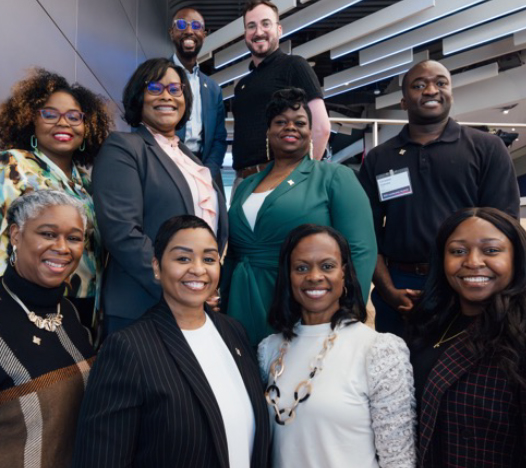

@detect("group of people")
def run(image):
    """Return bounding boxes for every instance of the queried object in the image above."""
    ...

[0,0,524,467]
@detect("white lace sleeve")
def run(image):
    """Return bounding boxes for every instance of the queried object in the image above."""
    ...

[366,333,417,468]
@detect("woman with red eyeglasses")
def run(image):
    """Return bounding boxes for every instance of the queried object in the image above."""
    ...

[0,68,112,336]
[92,58,228,336]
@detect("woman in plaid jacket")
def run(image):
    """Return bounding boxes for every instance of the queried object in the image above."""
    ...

[409,207,526,467]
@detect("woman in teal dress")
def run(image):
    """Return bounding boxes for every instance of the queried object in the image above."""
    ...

[222,88,377,346]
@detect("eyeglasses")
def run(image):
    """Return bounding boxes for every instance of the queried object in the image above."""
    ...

[173,19,204,31]
[245,19,277,32]
[38,109,85,126]
[145,81,185,97]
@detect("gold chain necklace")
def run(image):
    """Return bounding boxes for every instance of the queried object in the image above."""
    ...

[2,279,63,332]
[265,329,338,425]
[433,313,465,348]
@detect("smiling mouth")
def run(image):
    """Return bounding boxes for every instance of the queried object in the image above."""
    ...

[43,259,71,273]
[154,106,177,112]
[459,276,493,285]
[421,100,441,107]
[303,289,329,298]
[53,133,73,141]
[183,39,196,48]
[182,281,207,291]
[282,135,299,142]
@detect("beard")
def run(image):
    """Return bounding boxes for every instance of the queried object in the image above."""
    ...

[174,38,203,60]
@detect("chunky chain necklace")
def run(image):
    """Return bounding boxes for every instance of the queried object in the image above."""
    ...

[2,279,63,332]
[265,328,338,425]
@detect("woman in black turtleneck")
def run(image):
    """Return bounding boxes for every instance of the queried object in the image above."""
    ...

[0,190,93,468]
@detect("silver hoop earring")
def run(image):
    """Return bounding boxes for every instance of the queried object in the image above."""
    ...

[30,135,38,150]
[79,140,86,152]
[9,246,17,267]
[266,137,271,161]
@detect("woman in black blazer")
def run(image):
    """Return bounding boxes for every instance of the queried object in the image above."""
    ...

[72,215,269,468]
[93,58,227,335]
[409,207,526,467]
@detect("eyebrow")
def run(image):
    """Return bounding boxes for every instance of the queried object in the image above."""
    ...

[37,223,84,233]
[169,246,219,253]
[412,74,449,82]
[448,238,504,243]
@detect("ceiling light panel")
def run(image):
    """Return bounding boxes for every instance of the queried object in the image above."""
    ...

[331,0,483,60]
[197,0,296,61]
[292,0,434,60]
[359,0,526,65]
[443,9,526,55]
[515,29,526,46]
[324,49,413,91]
[214,0,363,69]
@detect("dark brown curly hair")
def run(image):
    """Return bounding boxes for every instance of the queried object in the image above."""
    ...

[0,68,112,167]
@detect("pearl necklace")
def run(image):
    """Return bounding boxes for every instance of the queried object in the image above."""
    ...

[265,328,338,425]
[2,279,63,332]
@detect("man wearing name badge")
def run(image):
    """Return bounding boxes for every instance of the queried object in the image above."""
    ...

[231,0,331,192]
[170,7,227,193]
[359,59,520,338]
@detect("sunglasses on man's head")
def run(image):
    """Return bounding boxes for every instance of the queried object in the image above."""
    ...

[173,19,204,31]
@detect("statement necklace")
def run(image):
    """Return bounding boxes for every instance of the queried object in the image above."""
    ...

[265,328,338,425]
[434,313,465,348]
[2,279,63,332]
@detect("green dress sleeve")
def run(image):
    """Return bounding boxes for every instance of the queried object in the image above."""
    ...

[328,164,377,301]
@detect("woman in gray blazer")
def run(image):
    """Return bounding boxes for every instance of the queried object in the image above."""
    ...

[93,58,228,335]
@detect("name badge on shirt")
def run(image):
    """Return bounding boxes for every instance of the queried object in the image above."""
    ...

[376,168,413,202]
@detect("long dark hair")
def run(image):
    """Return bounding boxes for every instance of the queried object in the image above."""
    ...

[269,224,366,340]
[409,207,526,388]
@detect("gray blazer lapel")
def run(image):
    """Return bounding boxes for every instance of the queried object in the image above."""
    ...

[152,303,230,468]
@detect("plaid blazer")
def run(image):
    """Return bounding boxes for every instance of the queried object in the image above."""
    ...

[418,333,526,467]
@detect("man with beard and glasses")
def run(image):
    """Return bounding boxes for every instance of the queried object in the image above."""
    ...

[231,0,330,193]
[359,60,520,338]
[170,7,227,191]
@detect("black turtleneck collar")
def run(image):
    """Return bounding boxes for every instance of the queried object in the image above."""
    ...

[2,263,66,308]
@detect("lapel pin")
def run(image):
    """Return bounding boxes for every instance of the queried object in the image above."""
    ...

[287,179,295,186]
[204,82,208,88]
[33,336,41,345]
[399,149,406,155]
[235,348,242,356]
[241,84,245,90]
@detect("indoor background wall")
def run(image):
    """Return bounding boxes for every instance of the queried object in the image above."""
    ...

[0,0,172,129]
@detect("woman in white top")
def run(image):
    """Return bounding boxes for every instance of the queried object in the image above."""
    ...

[259,223,416,468]
[73,215,269,468]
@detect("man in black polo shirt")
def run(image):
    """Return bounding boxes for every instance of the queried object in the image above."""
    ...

[359,60,520,337]
[231,0,330,187]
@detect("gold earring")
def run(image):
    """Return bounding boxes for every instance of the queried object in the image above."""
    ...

[266,137,271,161]
[309,140,314,159]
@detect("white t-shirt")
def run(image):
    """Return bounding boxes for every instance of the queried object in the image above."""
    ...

[242,190,273,230]
[182,315,255,468]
